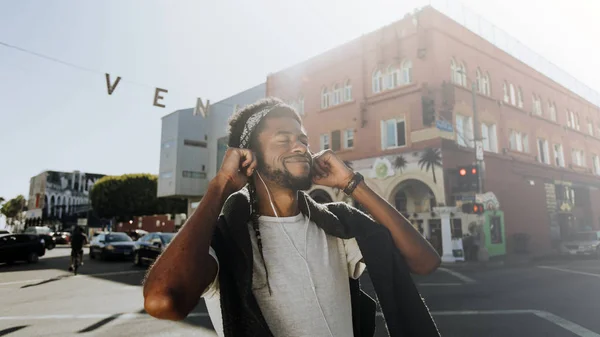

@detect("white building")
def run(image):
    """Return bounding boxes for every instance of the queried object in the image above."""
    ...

[157,83,266,213]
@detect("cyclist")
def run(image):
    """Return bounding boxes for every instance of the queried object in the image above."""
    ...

[69,226,86,272]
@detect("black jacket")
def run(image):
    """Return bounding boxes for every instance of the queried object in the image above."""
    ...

[210,188,440,337]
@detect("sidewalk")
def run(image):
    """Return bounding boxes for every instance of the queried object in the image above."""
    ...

[441,253,569,271]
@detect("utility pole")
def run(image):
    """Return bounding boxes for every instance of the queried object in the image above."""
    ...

[471,82,484,194]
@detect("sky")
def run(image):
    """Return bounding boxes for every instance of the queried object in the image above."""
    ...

[1,0,599,219]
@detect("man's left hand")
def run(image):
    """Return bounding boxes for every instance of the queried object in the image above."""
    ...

[311,150,354,190]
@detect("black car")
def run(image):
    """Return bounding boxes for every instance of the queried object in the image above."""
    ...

[89,232,135,260]
[133,232,175,266]
[23,226,55,250]
[0,234,46,264]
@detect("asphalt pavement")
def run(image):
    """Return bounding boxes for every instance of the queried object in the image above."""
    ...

[1,248,599,336]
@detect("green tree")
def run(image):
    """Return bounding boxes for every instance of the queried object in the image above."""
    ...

[393,155,408,173]
[418,148,442,184]
[0,195,26,228]
[90,174,187,220]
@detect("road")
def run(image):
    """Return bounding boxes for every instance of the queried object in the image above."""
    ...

[1,248,599,336]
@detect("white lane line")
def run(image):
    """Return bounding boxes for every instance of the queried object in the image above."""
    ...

[5,308,599,337]
[538,266,600,278]
[418,283,463,286]
[0,312,210,321]
[438,267,477,284]
[0,270,145,286]
[534,311,600,337]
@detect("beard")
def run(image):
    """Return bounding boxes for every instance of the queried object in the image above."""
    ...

[256,152,313,191]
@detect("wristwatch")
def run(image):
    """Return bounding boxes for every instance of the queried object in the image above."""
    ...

[343,172,364,196]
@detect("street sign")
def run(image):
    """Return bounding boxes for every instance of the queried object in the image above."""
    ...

[436,119,453,132]
[475,140,484,161]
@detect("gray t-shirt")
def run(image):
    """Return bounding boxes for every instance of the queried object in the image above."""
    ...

[202,212,365,337]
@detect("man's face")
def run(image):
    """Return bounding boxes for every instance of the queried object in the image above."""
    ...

[254,116,313,191]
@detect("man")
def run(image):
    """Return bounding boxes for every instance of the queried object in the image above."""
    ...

[69,226,85,271]
[143,98,441,336]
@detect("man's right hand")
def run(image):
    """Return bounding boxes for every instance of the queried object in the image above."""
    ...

[215,148,258,193]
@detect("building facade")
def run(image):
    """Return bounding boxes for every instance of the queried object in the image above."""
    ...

[266,6,600,256]
[157,83,268,214]
[26,170,105,230]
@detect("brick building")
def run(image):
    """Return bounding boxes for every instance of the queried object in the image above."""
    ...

[266,5,600,257]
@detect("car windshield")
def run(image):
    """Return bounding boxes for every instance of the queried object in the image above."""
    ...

[160,233,175,244]
[570,232,598,241]
[105,234,132,242]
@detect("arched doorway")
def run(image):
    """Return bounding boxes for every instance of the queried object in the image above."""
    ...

[391,179,441,254]
[309,189,333,204]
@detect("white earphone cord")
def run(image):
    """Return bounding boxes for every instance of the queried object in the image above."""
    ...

[256,172,334,337]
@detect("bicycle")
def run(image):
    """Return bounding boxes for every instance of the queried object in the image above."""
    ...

[72,250,83,275]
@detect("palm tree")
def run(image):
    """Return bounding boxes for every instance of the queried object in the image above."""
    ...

[393,155,408,173]
[418,148,442,184]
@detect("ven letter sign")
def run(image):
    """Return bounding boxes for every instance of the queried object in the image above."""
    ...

[104,73,210,117]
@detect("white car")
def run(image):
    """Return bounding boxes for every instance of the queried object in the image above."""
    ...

[561,231,600,258]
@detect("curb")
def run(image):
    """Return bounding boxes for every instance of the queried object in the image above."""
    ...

[441,255,572,271]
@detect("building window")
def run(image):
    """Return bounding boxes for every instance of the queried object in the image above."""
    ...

[567,110,580,130]
[481,123,497,153]
[456,114,474,148]
[450,58,466,86]
[332,84,341,106]
[572,149,585,167]
[503,82,509,103]
[537,138,550,164]
[549,102,557,121]
[344,81,352,101]
[182,171,206,179]
[509,84,516,106]
[571,149,585,167]
[320,134,330,150]
[476,69,491,95]
[162,140,175,149]
[532,95,542,116]
[401,59,412,84]
[588,120,594,136]
[184,139,207,148]
[593,155,600,175]
[381,118,406,149]
[321,87,329,109]
[554,144,565,167]
[344,129,354,148]
[372,70,384,93]
[159,172,173,179]
[509,130,529,153]
[387,66,399,89]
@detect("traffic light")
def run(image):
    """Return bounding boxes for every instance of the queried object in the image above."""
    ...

[457,165,480,192]
[462,202,484,214]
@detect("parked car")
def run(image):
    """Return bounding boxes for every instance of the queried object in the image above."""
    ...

[0,234,46,264]
[23,226,55,250]
[89,232,135,260]
[133,232,175,266]
[51,232,71,245]
[561,231,600,258]
[0,230,11,235]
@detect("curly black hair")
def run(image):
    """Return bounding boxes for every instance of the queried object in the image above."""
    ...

[226,97,302,295]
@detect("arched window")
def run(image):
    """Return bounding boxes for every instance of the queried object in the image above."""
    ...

[344,80,352,102]
[451,58,460,85]
[321,87,329,109]
[401,59,412,84]
[372,70,383,93]
[517,87,523,108]
[509,84,516,105]
[386,65,399,89]
[484,72,491,96]
[503,81,509,103]
[459,62,467,86]
[332,84,341,105]
[476,68,483,93]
